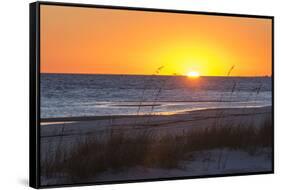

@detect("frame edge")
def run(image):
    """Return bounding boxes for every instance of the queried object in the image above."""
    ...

[29,1,40,188]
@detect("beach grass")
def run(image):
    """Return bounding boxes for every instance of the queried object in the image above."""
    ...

[41,112,272,182]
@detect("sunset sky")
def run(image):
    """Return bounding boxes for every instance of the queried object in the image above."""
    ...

[40,5,272,76]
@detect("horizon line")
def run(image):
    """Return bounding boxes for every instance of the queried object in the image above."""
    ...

[41,72,272,78]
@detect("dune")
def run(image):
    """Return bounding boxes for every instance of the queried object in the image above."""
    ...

[40,106,273,186]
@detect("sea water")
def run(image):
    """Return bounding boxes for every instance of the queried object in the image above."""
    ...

[41,74,272,118]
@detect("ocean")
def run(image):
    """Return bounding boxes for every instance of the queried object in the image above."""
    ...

[40,74,272,118]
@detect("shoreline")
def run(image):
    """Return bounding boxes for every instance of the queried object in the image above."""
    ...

[40,106,272,140]
[41,105,272,123]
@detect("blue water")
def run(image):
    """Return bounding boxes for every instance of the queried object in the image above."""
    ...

[41,74,272,118]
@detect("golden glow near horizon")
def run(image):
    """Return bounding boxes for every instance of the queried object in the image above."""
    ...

[40,5,272,77]
[187,71,200,78]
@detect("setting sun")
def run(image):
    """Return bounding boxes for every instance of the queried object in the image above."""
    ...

[187,71,200,78]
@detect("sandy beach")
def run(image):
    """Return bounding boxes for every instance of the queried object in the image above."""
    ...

[40,106,272,185]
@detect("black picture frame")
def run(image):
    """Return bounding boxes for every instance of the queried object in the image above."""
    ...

[30,1,274,188]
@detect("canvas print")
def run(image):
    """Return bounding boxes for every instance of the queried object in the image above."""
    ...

[39,4,273,186]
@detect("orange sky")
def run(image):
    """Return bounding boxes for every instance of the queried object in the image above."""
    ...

[40,5,272,76]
